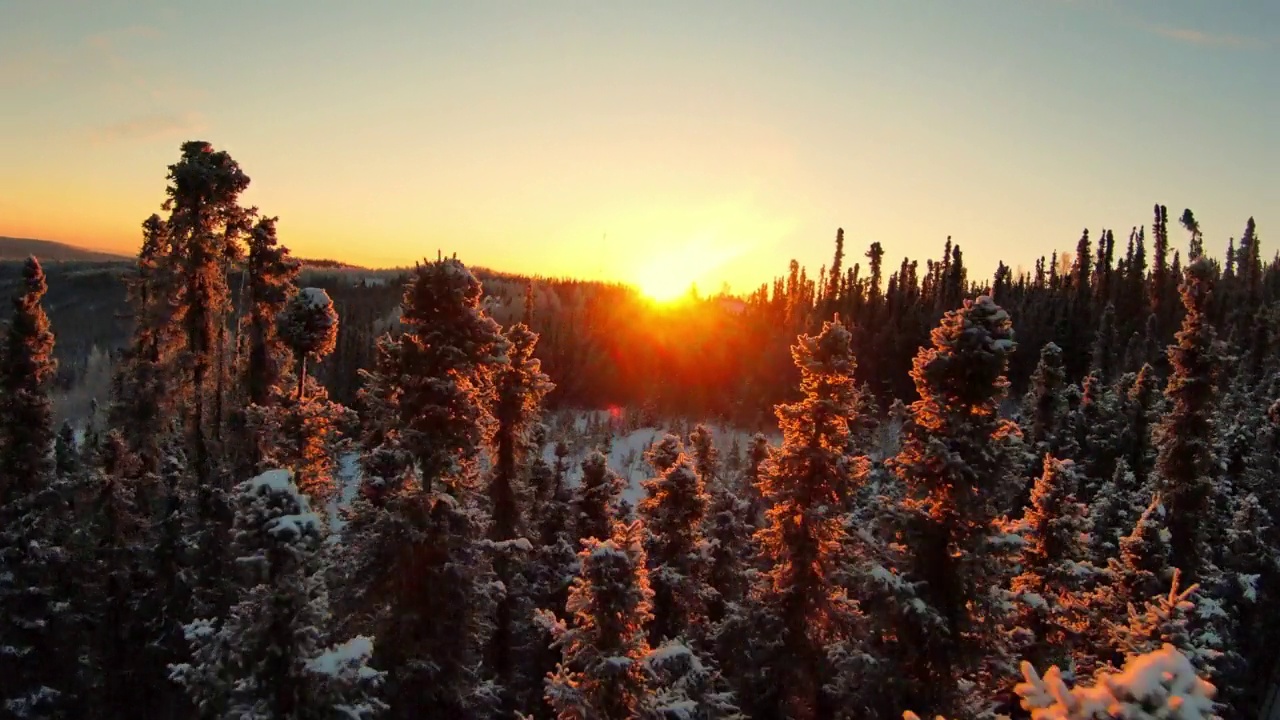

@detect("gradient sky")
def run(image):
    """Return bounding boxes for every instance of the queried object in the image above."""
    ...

[1,1,1276,294]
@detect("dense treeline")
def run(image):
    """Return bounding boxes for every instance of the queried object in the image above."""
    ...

[0,141,1274,719]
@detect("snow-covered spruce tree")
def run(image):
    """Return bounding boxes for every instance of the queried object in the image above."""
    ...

[71,431,151,719]
[1153,258,1222,584]
[742,432,770,528]
[1022,341,1070,470]
[1090,301,1119,383]
[1087,458,1143,565]
[688,421,750,626]
[903,646,1220,720]
[278,287,339,403]
[250,287,352,507]
[243,216,300,408]
[531,439,576,615]
[701,444,751,626]
[0,256,75,718]
[1102,498,1172,614]
[885,295,1024,719]
[646,641,744,720]
[0,256,58,492]
[688,424,720,487]
[160,141,255,619]
[539,519,655,719]
[575,450,625,545]
[1012,644,1217,720]
[524,439,577,720]
[108,213,183,473]
[728,319,869,720]
[139,439,202,719]
[339,257,508,719]
[638,442,711,647]
[1105,569,1221,679]
[172,469,385,719]
[647,433,684,477]
[1007,456,1097,676]
[162,141,252,480]
[485,321,553,715]
[1213,492,1278,713]
[1058,373,1123,506]
[1120,364,1161,490]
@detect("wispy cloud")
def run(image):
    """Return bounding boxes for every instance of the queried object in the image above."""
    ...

[90,111,207,145]
[1150,25,1267,49]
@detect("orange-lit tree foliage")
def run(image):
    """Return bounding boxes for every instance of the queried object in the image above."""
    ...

[540,519,655,720]
[0,256,72,719]
[638,438,710,647]
[486,320,554,714]
[338,257,508,719]
[1153,258,1220,584]
[887,295,1023,719]
[730,319,869,720]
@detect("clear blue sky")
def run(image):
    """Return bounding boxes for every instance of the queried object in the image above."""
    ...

[1,0,1275,295]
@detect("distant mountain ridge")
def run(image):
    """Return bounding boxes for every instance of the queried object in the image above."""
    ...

[0,237,377,271]
[0,236,130,262]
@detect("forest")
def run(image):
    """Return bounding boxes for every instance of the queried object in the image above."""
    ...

[0,141,1275,719]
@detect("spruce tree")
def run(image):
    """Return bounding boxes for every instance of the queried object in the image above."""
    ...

[1087,458,1143,564]
[75,431,151,720]
[243,216,300,408]
[162,140,252,484]
[171,469,385,718]
[340,257,507,718]
[486,321,553,715]
[575,451,625,545]
[109,213,181,473]
[160,141,254,618]
[887,295,1023,718]
[252,287,351,506]
[1153,258,1220,582]
[0,257,58,489]
[1007,456,1096,674]
[733,319,869,719]
[1122,364,1161,488]
[743,433,770,528]
[638,443,710,647]
[1023,342,1070,470]
[540,520,656,719]
[0,256,73,718]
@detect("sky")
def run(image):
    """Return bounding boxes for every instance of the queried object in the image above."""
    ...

[1,1,1276,295]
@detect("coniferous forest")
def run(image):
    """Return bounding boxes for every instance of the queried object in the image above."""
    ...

[3,142,1279,719]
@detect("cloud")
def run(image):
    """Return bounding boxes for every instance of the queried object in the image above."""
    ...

[89,111,207,145]
[1150,25,1267,49]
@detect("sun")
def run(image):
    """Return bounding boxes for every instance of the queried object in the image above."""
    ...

[634,261,699,304]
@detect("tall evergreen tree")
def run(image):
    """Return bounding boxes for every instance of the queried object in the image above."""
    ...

[340,257,508,719]
[1153,258,1220,582]
[1007,456,1096,674]
[638,443,710,647]
[0,256,72,718]
[540,520,656,720]
[0,257,58,488]
[887,295,1023,718]
[732,319,869,719]
[575,451,625,545]
[171,469,385,719]
[163,140,252,485]
[254,287,351,506]
[1023,342,1070,470]
[242,216,299,409]
[485,321,553,714]
[109,214,181,473]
